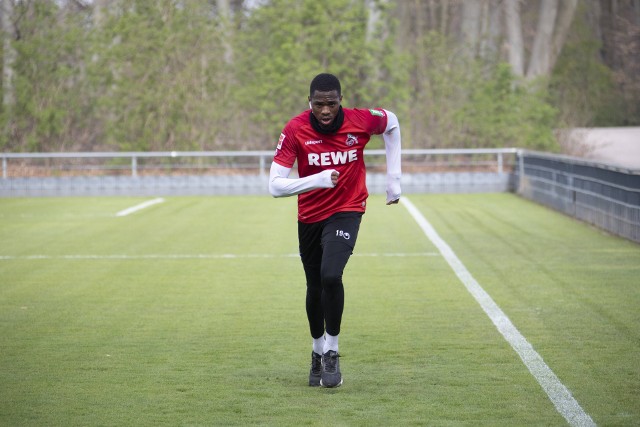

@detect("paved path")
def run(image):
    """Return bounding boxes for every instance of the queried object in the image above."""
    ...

[568,127,640,170]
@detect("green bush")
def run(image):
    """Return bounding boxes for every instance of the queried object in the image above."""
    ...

[457,63,558,151]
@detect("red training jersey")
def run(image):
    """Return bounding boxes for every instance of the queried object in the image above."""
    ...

[273,108,388,223]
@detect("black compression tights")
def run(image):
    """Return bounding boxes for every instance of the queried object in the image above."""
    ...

[303,241,353,338]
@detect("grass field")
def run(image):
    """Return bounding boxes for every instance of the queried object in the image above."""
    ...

[1,193,638,426]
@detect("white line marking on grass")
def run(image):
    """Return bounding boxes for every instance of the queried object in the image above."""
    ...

[0,252,437,261]
[115,198,165,217]
[401,197,595,427]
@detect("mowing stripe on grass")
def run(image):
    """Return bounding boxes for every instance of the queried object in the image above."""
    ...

[401,197,596,427]
[115,197,165,217]
[0,252,438,260]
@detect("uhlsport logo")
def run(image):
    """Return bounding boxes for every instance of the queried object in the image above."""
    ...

[346,133,358,147]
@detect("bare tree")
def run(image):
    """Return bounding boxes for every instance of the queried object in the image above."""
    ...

[457,0,503,60]
[479,0,501,59]
[92,0,108,28]
[550,0,579,68]
[1,0,15,110]
[461,0,482,57]
[528,0,559,78]
[504,0,577,80]
[528,0,577,79]
[600,0,640,123]
[366,0,381,42]
[217,0,233,64]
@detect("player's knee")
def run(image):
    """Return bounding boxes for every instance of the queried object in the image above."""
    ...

[320,271,342,290]
[306,281,322,299]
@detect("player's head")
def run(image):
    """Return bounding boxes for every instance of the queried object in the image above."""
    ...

[308,73,343,131]
[309,73,341,98]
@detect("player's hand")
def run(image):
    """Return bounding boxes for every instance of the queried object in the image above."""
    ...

[385,174,401,205]
[319,169,339,188]
[331,171,339,186]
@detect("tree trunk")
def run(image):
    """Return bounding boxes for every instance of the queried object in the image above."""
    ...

[504,0,524,77]
[366,0,380,42]
[440,0,449,35]
[427,0,437,31]
[549,0,578,73]
[1,0,15,110]
[366,0,388,85]
[461,0,482,57]
[527,0,559,79]
[479,0,501,59]
[526,0,577,79]
[93,0,108,28]
[217,0,233,65]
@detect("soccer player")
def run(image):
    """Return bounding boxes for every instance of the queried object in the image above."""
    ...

[268,73,402,388]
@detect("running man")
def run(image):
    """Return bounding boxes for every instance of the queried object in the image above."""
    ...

[268,73,402,388]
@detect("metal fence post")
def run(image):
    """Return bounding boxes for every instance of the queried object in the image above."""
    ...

[517,150,525,193]
[259,155,265,179]
[132,156,137,178]
[2,156,6,179]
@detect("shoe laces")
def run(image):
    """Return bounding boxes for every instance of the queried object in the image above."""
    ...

[323,351,340,373]
[311,353,322,373]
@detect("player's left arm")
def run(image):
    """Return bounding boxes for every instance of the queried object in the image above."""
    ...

[382,109,402,205]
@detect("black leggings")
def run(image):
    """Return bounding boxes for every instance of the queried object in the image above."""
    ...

[298,212,362,338]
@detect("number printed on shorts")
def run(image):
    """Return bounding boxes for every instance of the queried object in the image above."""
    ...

[336,229,351,240]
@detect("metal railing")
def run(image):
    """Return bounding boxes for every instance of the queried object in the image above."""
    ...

[1,150,273,179]
[517,151,640,243]
[1,148,518,179]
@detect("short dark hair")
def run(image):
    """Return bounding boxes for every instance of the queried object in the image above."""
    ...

[309,73,341,97]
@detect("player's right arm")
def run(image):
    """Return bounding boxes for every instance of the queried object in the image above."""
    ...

[268,162,338,198]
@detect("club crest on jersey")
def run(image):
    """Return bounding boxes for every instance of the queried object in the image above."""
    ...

[346,133,358,147]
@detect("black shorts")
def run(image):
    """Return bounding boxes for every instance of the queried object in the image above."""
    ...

[298,211,363,266]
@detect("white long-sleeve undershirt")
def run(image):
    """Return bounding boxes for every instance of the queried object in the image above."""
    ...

[268,163,337,197]
[382,110,402,204]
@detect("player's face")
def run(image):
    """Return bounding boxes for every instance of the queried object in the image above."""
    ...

[309,90,342,130]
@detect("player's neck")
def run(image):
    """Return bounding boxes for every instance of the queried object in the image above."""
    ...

[309,106,344,135]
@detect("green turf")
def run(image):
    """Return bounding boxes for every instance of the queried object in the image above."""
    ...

[0,194,638,426]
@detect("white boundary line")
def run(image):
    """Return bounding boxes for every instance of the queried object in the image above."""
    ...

[116,198,165,217]
[0,252,438,261]
[401,197,595,427]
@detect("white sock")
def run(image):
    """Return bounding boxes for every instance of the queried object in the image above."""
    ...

[323,333,339,354]
[312,337,324,355]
